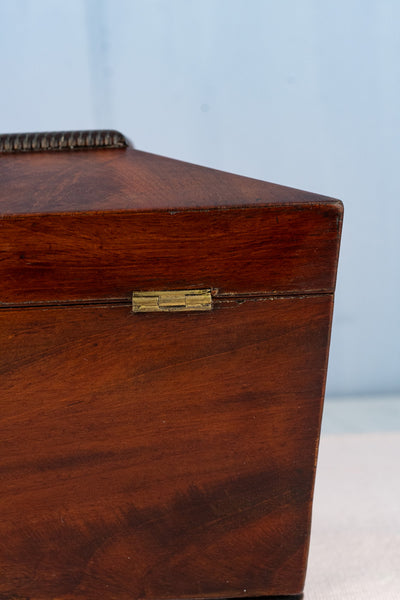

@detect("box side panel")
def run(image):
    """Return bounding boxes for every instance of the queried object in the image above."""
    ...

[0,205,342,304]
[0,295,332,600]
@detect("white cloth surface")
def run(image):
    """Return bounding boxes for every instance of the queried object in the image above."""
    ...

[305,432,400,599]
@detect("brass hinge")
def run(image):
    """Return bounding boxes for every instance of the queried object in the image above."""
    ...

[132,289,212,313]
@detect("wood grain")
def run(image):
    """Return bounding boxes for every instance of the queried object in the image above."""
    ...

[0,295,332,600]
[0,205,342,304]
[0,148,340,215]
[0,145,342,599]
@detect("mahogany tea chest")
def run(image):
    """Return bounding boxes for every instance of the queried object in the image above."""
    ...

[0,130,343,600]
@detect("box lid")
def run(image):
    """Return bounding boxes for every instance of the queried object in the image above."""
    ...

[0,130,342,306]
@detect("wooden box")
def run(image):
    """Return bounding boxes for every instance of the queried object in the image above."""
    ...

[0,130,343,600]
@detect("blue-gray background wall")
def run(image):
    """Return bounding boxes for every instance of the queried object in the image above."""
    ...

[1,0,399,397]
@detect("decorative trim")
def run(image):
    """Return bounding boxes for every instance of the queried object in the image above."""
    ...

[0,130,129,153]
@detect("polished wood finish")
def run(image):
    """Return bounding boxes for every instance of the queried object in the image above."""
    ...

[1,296,331,600]
[0,144,342,600]
[0,148,342,304]
[0,148,339,215]
[0,205,341,304]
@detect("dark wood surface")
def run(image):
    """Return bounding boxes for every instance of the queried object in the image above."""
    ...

[0,148,340,215]
[0,146,342,599]
[0,206,342,304]
[0,147,342,305]
[0,295,332,600]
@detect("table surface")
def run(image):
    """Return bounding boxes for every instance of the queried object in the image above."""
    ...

[305,395,400,599]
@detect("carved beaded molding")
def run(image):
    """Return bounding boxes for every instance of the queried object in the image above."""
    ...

[0,130,129,153]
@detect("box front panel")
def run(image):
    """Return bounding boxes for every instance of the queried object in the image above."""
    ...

[0,296,332,600]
